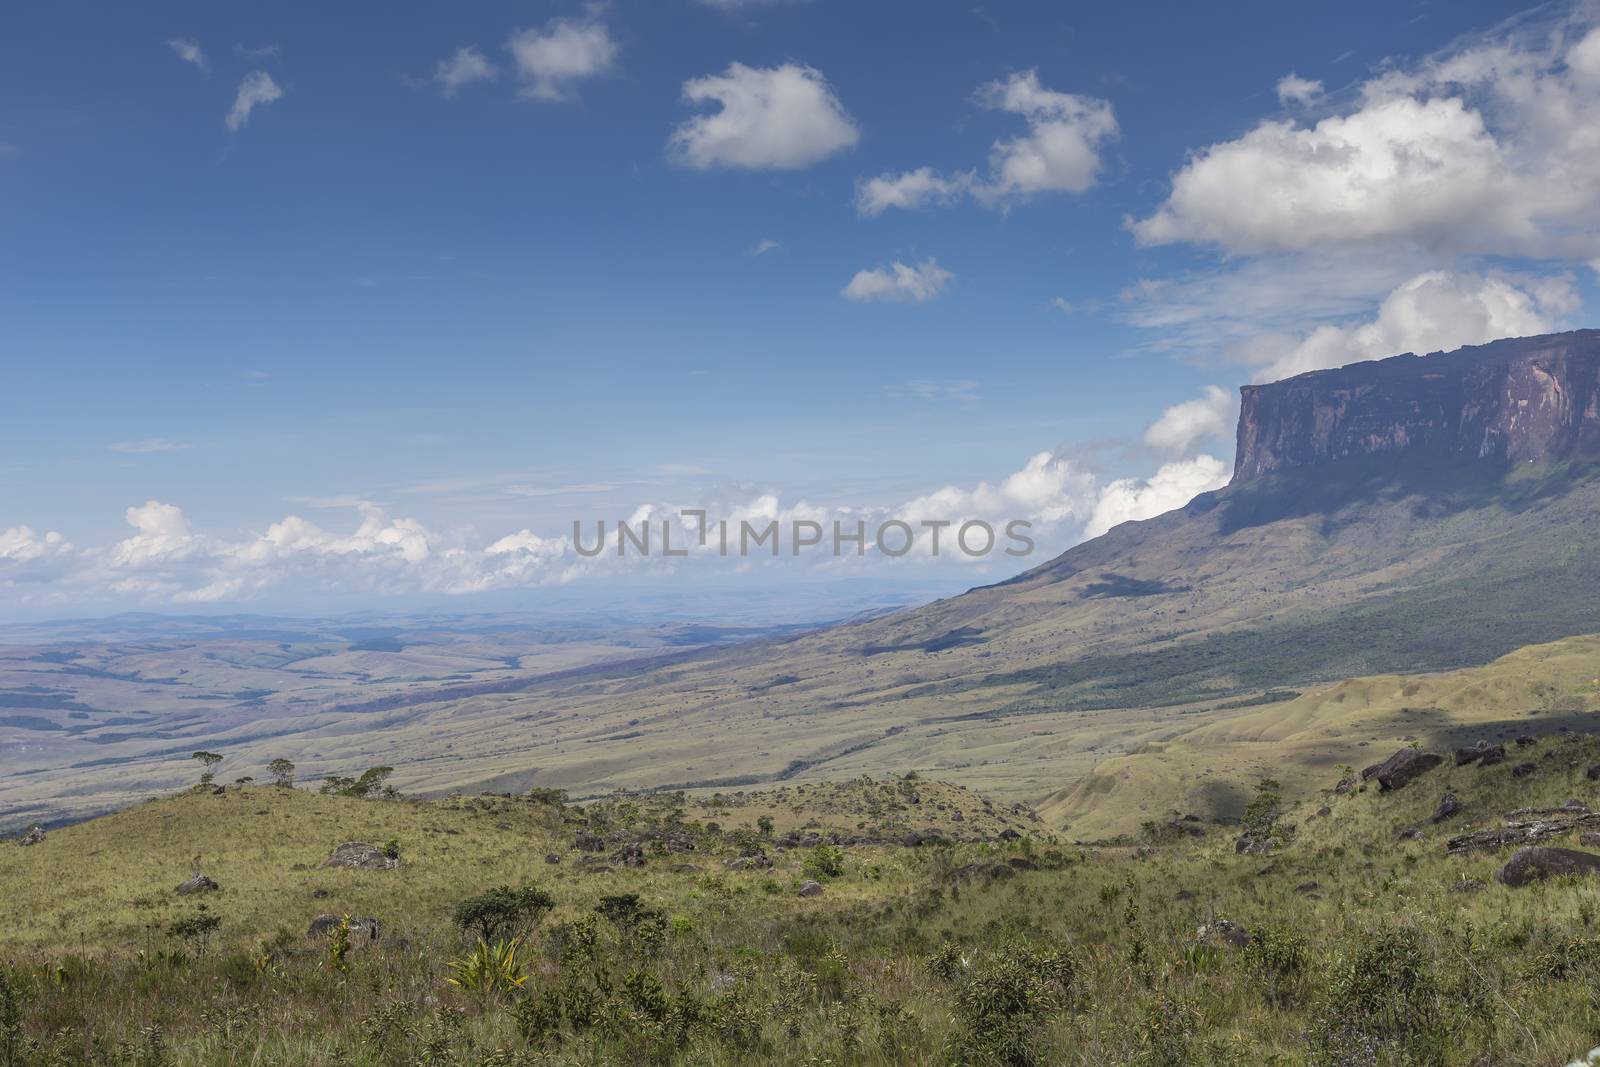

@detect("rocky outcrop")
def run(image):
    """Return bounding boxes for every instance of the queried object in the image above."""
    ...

[320,842,399,871]
[1497,846,1600,887]
[176,874,220,895]
[1235,330,1600,481]
[1361,748,1443,791]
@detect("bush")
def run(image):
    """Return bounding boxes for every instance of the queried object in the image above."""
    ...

[804,844,846,880]
[452,885,556,942]
[948,939,1077,1066]
[1307,925,1455,1066]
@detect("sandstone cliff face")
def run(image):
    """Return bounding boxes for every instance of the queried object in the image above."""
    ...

[1234,330,1600,481]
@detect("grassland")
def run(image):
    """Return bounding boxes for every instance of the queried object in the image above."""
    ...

[7,732,1600,1064]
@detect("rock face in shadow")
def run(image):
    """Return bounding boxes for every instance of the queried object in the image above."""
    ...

[1235,330,1600,481]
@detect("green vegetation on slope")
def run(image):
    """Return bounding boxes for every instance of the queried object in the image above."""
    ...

[6,739,1600,1064]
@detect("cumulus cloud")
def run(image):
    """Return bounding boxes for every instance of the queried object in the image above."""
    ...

[435,46,499,98]
[1144,386,1233,454]
[1275,73,1322,106]
[1134,14,1600,260]
[505,15,617,101]
[669,62,859,170]
[1244,270,1576,382]
[168,38,207,74]
[226,71,282,132]
[842,259,953,303]
[857,70,1115,214]
[856,167,972,216]
[1085,456,1230,538]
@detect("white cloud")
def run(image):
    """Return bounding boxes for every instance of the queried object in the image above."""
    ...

[1134,13,1600,260]
[505,16,617,102]
[435,46,499,98]
[1275,73,1322,106]
[842,258,953,303]
[1144,386,1233,454]
[1085,456,1230,538]
[168,38,207,74]
[751,239,781,255]
[109,438,192,454]
[669,63,859,170]
[0,527,73,587]
[1244,270,1576,383]
[857,70,1115,214]
[226,71,282,132]
[696,0,809,8]
[856,167,972,216]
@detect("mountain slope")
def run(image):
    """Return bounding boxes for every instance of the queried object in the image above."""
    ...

[9,331,1600,829]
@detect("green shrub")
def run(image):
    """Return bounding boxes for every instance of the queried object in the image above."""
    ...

[804,844,846,880]
[452,885,556,942]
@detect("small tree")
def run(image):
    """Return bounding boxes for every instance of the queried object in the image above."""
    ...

[268,759,295,790]
[191,751,224,788]
[168,909,221,957]
[452,885,556,942]
[1242,777,1282,838]
[757,815,775,836]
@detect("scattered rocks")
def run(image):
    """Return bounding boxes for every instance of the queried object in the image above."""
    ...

[306,914,382,941]
[1361,748,1443,791]
[723,853,774,871]
[1498,846,1600,887]
[1457,740,1506,767]
[17,825,44,846]
[1196,918,1253,949]
[321,842,400,871]
[797,880,824,897]
[1448,878,1486,894]
[176,874,220,895]
[1431,793,1461,823]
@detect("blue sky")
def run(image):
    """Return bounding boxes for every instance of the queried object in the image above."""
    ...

[2,0,1597,616]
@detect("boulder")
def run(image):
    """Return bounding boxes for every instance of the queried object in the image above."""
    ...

[1511,762,1538,779]
[544,853,562,864]
[797,880,825,897]
[17,825,44,846]
[1586,764,1600,782]
[1362,748,1443,791]
[1456,740,1504,766]
[320,842,399,871]
[1333,777,1356,795]
[1234,834,1277,856]
[1497,846,1600,887]
[176,874,220,895]
[306,914,382,941]
[1431,793,1461,823]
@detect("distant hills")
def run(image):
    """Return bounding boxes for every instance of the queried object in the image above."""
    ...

[8,331,1600,834]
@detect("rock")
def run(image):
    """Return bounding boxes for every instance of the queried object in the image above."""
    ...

[1361,748,1443,791]
[176,874,220,895]
[1511,762,1539,779]
[1498,846,1600,887]
[1395,826,1423,841]
[1580,832,1600,848]
[997,828,1021,841]
[612,842,646,868]
[320,842,400,871]
[306,914,382,941]
[1448,878,1487,894]
[723,854,773,871]
[1234,834,1277,856]
[1315,805,1332,818]
[1448,811,1600,854]
[1196,918,1252,949]
[1515,735,1537,747]
[1586,764,1600,781]
[797,880,824,898]
[1174,888,1196,901]
[1295,881,1320,894]
[1480,746,1507,767]
[544,853,562,864]
[573,831,605,852]
[1456,740,1502,766]
[1333,777,1355,795]
[17,825,44,846]
[1431,793,1461,823]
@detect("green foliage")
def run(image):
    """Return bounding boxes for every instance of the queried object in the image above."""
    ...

[327,915,351,974]
[1307,924,1455,1066]
[267,758,295,789]
[947,938,1078,1066]
[166,909,220,957]
[318,766,397,798]
[189,751,223,787]
[452,885,556,942]
[803,844,846,880]
[0,967,28,1067]
[445,939,527,999]
[1241,777,1282,837]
